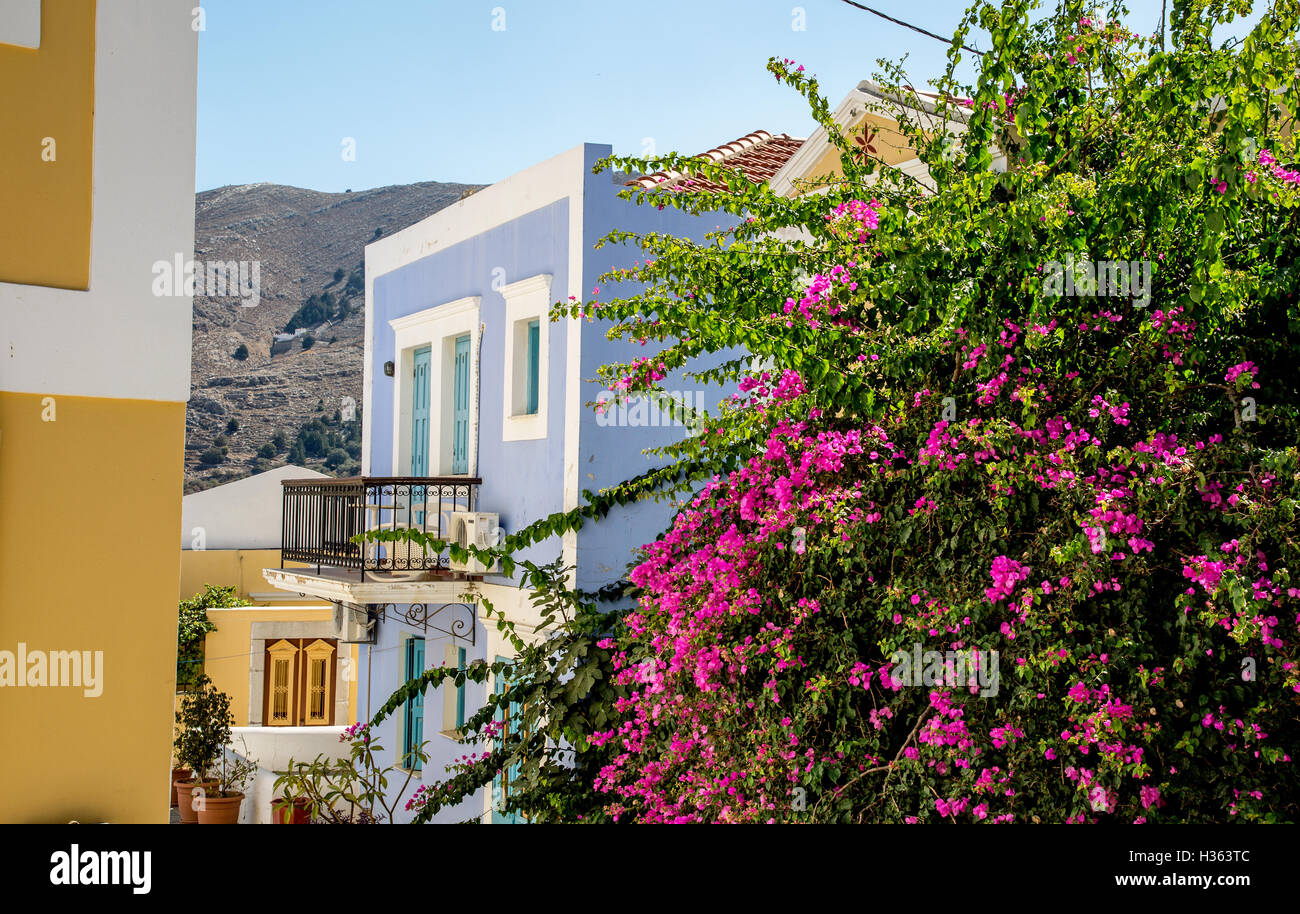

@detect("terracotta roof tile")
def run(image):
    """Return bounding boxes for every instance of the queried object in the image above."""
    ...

[627,130,806,193]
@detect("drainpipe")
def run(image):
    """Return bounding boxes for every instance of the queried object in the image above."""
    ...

[473,322,484,482]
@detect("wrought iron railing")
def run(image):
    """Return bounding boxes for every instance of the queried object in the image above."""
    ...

[281,476,480,580]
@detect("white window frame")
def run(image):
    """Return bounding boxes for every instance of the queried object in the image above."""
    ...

[500,274,552,442]
[389,296,480,477]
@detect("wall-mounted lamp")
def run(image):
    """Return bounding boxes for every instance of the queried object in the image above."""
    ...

[384,361,395,377]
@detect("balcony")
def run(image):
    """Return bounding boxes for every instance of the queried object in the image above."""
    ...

[264,476,484,608]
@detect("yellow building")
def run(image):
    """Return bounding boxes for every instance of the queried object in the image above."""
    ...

[179,465,358,730]
[179,466,362,823]
[0,1,199,823]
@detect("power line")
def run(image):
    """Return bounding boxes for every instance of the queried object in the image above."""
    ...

[839,0,986,56]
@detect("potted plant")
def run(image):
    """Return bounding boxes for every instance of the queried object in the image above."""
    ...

[271,794,313,825]
[173,674,233,824]
[197,738,257,825]
[273,722,428,824]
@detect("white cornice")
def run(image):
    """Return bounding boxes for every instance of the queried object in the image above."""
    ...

[389,295,481,333]
[499,273,553,301]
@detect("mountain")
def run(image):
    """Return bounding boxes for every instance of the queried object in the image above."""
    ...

[185,180,481,493]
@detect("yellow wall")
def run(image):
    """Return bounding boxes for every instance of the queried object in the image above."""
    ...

[0,391,185,823]
[202,607,341,726]
[180,548,302,605]
[181,549,358,726]
[0,0,95,290]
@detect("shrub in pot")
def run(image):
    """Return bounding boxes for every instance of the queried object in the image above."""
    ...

[197,739,257,825]
[173,675,233,824]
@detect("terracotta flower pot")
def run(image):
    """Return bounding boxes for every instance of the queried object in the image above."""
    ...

[272,796,312,825]
[174,778,218,824]
[196,792,245,825]
[170,768,191,807]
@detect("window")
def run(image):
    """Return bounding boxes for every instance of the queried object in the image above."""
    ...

[303,640,335,724]
[262,639,337,727]
[510,318,541,417]
[442,644,468,736]
[525,320,540,415]
[500,274,551,441]
[402,637,426,772]
[388,297,480,476]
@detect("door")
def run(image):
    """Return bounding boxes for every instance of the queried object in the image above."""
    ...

[411,346,431,476]
[492,657,525,823]
[402,637,426,772]
[452,335,471,474]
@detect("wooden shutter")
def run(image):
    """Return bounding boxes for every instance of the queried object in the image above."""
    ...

[265,640,299,727]
[303,639,336,726]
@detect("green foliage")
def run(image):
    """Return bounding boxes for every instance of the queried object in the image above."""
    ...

[274,725,427,823]
[198,447,225,466]
[302,333,316,351]
[371,0,1300,823]
[257,442,276,459]
[174,675,234,782]
[366,560,627,824]
[233,343,249,361]
[177,584,247,693]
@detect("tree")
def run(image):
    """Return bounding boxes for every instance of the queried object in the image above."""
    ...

[334,268,346,283]
[233,343,249,361]
[199,447,225,466]
[302,334,316,351]
[272,429,289,451]
[225,418,239,435]
[324,447,350,470]
[374,0,1300,824]
[257,442,276,460]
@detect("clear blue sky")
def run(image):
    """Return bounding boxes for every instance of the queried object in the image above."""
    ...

[194,1,1203,193]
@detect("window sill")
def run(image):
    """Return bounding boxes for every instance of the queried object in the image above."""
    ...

[502,412,546,442]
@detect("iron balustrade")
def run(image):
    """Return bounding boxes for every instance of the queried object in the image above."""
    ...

[281,476,480,580]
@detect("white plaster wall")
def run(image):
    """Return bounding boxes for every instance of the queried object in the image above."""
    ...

[0,0,198,403]
[228,727,349,824]
[181,464,326,550]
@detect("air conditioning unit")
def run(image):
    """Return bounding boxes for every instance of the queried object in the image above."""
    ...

[334,602,375,644]
[449,511,501,574]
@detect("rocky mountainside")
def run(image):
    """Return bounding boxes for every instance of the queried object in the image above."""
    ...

[185,180,480,493]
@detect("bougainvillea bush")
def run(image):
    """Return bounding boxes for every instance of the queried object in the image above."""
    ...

[566,0,1300,823]
[377,0,1299,823]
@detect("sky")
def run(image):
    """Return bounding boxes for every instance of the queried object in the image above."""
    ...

[194,1,1227,193]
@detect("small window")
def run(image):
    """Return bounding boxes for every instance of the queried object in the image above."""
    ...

[510,318,541,417]
[525,320,540,415]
